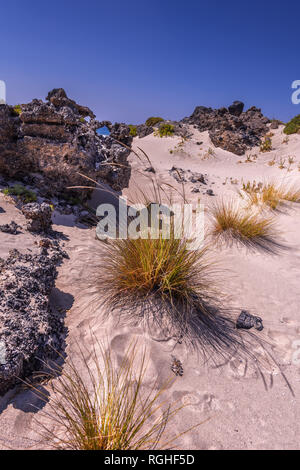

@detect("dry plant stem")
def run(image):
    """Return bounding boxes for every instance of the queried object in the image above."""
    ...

[27,340,202,450]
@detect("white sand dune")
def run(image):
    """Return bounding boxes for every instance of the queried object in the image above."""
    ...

[0,124,300,450]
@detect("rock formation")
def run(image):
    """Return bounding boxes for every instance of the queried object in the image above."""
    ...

[0,89,132,198]
[182,101,269,155]
[21,202,53,233]
[0,248,67,395]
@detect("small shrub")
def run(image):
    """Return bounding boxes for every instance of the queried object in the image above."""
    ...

[13,104,22,115]
[284,114,300,135]
[202,147,216,160]
[282,136,289,144]
[145,117,164,127]
[268,157,276,166]
[239,181,300,209]
[2,184,37,203]
[278,157,285,169]
[260,137,272,152]
[211,199,275,242]
[30,341,198,450]
[129,125,137,137]
[157,123,174,137]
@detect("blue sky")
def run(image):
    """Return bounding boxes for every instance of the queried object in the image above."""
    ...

[1,0,299,123]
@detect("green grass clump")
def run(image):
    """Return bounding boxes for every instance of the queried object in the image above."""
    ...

[212,199,275,242]
[31,341,196,450]
[13,104,22,115]
[283,114,300,135]
[129,125,137,137]
[158,123,174,137]
[260,137,272,152]
[145,117,164,127]
[2,184,37,203]
[100,232,212,309]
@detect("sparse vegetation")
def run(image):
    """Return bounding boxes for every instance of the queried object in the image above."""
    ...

[202,147,216,159]
[278,157,286,169]
[282,136,289,144]
[239,181,300,210]
[31,341,195,450]
[13,104,22,115]
[268,156,276,166]
[157,123,174,137]
[2,184,37,203]
[145,117,164,127]
[211,199,275,243]
[283,114,300,135]
[260,137,272,152]
[129,125,137,137]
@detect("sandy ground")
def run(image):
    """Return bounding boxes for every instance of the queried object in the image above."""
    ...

[0,125,300,450]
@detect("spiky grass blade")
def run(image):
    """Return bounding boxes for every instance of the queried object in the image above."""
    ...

[211,198,276,246]
[30,341,200,450]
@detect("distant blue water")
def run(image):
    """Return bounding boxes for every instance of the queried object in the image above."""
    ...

[97,126,110,136]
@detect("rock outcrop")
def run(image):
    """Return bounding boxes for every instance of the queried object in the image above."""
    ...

[21,202,53,233]
[0,89,132,198]
[0,248,67,395]
[182,102,269,155]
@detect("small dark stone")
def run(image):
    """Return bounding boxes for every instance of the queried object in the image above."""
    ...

[171,355,183,376]
[236,310,263,331]
[144,166,156,173]
[0,221,21,235]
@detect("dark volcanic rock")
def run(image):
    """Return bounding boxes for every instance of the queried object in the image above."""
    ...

[236,310,263,331]
[0,221,21,235]
[0,249,67,395]
[228,101,244,116]
[22,202,52,233]
[0,89,132,198]
[136,124,154,138]
[182,102,269,155]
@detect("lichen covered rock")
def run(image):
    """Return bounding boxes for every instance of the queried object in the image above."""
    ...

[0,249,67,395]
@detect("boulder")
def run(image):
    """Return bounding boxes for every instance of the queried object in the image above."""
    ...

[228,100,244,116]
[182,101,269,155]
[21,202,53,233]
[0,249,66,395]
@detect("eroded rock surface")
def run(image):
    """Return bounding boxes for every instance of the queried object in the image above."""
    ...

[0,89,132,198]
[0,248,67,396]
[21,202,52,233]
[182,102,269,155]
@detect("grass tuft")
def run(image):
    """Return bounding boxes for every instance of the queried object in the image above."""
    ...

[2,184,37,203]
[31,341,198,450]
[239,181,300,210]
[284,114,300,135]
[156,123,174,137]
[211,198,275,243]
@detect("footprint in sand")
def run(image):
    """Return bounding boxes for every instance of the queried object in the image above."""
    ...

[172,390,221,412]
